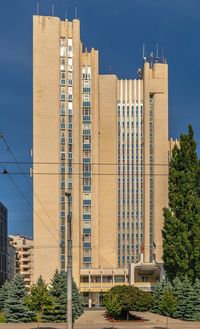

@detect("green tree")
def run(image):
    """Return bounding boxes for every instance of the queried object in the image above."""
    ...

[103,292,121,328]
[193,279,200,321]
[44,270,83,323]
[162,125,200,282]
[72,279,84,321]
[25,276,53,329]
[0,280,12,311]
[173,277,197,321]
[159,288,177,328]
[152,281,167,314]
[103,285,152,321]
[3,274,31,323]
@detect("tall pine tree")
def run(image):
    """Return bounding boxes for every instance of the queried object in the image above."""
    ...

[44,270,83,322]
[162,125,200,282]
[4,274,32,323]
[0,281,11,311]
[173,277,197,320]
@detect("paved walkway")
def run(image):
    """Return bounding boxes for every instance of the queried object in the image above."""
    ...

[1,310,200,329]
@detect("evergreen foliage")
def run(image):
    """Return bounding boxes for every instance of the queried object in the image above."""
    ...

[193,279,200,321]
[153,277,200,321]
[0,280,12,311]
[162,125,200,282]
[3,274,32,323]
[25,276,53,328]
[44,270,83,322]
[152,281,172,315]
[173,277,197,321]
[159,287,177,329]
[159,288,177,317]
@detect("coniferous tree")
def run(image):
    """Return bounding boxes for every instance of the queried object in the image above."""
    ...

[162,125,200,282]
[159,288,177,328]
[193,279,200,321]
[72,279,84,321]
[173,277,196,320]
[152,281,173,315]
[0,281,11,311]
[4,274,32,323]
[44,270,83,322]
[25,276,53,329]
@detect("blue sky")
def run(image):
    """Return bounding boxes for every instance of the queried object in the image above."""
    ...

[0,0,200,237]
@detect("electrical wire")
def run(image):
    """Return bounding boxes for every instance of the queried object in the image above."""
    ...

[0,133,62,240]
[0,160,170,166]
[0,163,60,244]
[0,171,168,176]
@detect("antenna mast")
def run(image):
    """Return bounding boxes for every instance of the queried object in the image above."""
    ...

[143,43,146,62]
[75,6,78,18]
[37,1,39,15]
[52,3,55,16]
[156,43,159,62]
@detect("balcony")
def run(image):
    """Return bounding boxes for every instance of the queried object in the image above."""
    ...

[83,214,91,220]
[83,200,91,206]
[83,172,91,178]
[83,186,91,192]
[83,144,91,151]
[83,242,91,248]
[60,108,66,115]
[83,116,91,123]
[83,257,91,263]
[83,158,91,164]
[83,228,91,234]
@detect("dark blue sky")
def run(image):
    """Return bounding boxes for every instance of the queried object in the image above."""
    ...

[0,0,200,237]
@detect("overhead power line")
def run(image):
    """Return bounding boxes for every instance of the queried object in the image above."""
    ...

[0,160,170,166]
[0,171,169,176]
[0,163,60,244]
[0,133,61,241]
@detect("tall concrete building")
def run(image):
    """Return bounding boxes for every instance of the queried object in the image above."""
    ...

[9,235,34,288]
[0,202,7,286]
[7,239,16,280]
[33,15,168,305]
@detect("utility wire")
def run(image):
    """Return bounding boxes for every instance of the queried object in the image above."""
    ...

[0,171,169,176]
[0,163,60,244]
[0,133,62,240]
[0,160,170,166]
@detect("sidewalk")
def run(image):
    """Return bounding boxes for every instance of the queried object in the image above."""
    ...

[1,310,200,329]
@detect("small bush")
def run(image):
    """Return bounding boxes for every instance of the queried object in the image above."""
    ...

[0,312,6,323]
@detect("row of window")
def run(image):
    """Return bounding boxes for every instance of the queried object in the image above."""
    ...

[82,67,92,266]
[60,38,73,271]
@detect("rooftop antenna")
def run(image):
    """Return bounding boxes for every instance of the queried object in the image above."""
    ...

[75,6,78,19]
[162,48,164,63]
[142,43,146,62]
[52,3,55,16]
[109,64,112,73]
[65,10,67,20]
[150,51,154,68]
[36,1,39,15]
[156,43,159,62]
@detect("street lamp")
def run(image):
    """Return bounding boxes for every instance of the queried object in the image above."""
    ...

[65,192,72,329]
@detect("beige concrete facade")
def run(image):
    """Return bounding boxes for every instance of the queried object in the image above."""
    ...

[33,15,169,304]
[7,239,16,280]
[9,235,33,288]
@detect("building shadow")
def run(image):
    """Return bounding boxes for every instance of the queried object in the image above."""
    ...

[30,327,60,329]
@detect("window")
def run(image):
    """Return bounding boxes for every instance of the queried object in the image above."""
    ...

[68,58,73,66]
[60,38,66,46]
[61,117,65,129]
[60,46,66,57]
[68,38,73,46]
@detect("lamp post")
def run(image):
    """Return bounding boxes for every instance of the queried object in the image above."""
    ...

[65,192,72,329]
